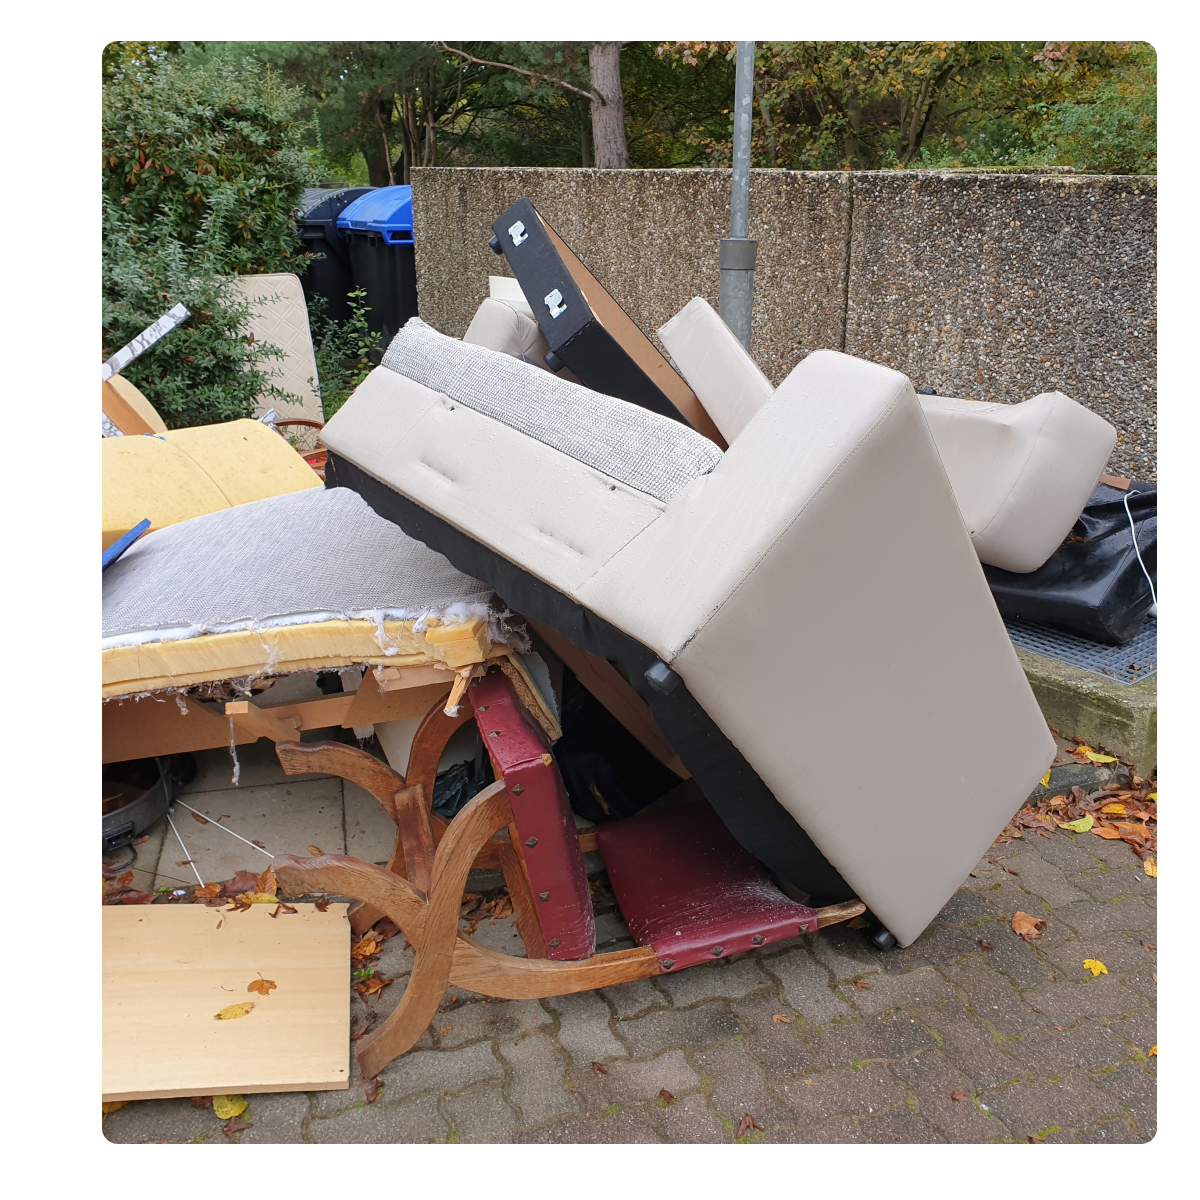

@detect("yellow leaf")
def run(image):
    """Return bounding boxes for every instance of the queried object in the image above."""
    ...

[1147,792,1157,801]
[1144,857,1157,877]
[1082,749,1118,763]
[214,1002,254,1020]
[247,978,277,996]
[1148,1045,1157,1057]
[1101,803,1127,815]
[101,1101,127,1114]
[1056,813,1094,833]
[244,892,279,904]
[1040,770,1051,787]
[212,1094,248,1119]
[1083,959,1108,977]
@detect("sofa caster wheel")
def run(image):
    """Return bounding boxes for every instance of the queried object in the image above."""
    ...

[544,350,564,373]
[488,234,503,254]
[871,928,897,950]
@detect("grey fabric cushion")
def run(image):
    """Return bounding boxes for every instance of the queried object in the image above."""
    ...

[381,318,722,503]
[102,486,495,649]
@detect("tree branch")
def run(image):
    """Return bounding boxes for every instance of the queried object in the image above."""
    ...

[439,42,603,105]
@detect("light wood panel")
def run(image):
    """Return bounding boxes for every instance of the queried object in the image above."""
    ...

[103,903,350,1101]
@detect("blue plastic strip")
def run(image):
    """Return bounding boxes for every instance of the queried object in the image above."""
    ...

[102,518,151,571]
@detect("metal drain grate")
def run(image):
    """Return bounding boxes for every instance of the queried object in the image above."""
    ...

[1006,614,1156,685]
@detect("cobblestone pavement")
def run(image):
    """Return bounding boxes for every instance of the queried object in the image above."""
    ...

[105,806,1156,1145]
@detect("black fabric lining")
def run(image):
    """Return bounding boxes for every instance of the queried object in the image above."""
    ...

[326,452,855,905]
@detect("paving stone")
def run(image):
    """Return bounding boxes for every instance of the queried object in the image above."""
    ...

[1104,1009,1157,1057]
[573,1048,701,1112]
[181,740,327,793]
[310,1093,446,1143]
[729,993,827,1078]
[766,948,855,1027]
[882,924,975,971]
[893,1057,1010,1143]
[545,990,626,1066]
[103,1097,227,1144]
[444,1087,519,1143]
[939,960,1046,1036]
[593,910,631,945]
[617,1002,744,1056]
[234,1091,310,1143]
[600,977,667,1020]
[848,966,956,1018]
[1005,1022,1134,1077]
[777,1064,908,1123]
[499,1033,579,1127]
[653,1092,730,1143]
[465,915,527,955]
[1026,975,1141,1025]
[691,1042,791,1130]
[1077,1117,1148,1143]
[435,998,552,1049]
[1051,899,1156,941]
[1042,932,1155,980]
[1003,852,1090,909]
[518,1107,661,1143]
[856,1106,944,1143]
[961,859,1005,891]
[971,929,1055,991]
[763,1116,862,1143]
[343,779,400,865]
[1070,865,1157,903]
[381,1040,503,1101]
[976,876,1046,924]
[1072,834,1144,870]
[809,926,884,979]
[373,934,415,979]
[918,1008,1023,1089]
[1122,968,1157,1005]
[653,957,773,1007]
[817,1012,935,1066]
[981,1071,1123,1138]
[1094,1061,1157,1137]
[1028,833,1110,875]
[934,887,1004,926]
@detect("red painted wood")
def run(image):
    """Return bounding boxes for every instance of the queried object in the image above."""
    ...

[469,671,596,961]
[597,801,818,972]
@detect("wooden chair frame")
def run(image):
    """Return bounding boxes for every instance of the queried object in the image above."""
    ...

[273,691,864,1079]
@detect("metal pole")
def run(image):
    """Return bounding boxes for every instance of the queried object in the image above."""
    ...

[719,41,757,351]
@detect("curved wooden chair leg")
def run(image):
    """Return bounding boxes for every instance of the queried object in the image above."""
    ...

[356,780,515,1079]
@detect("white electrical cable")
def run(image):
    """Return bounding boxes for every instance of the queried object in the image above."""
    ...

[172,799,275,859]
[1123,489,1156,614]
[166,810,206,887]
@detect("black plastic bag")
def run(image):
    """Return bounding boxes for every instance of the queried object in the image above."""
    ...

[985,480,1156,645]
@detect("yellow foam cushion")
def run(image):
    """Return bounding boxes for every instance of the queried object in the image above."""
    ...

[102,419,321,548]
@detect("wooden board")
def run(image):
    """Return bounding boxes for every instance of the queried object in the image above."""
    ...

[343,673,453,726]
[103,694,257,765]
[103,903,350,1101]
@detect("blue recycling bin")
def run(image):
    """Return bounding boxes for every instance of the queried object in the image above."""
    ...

[337,185,418,347]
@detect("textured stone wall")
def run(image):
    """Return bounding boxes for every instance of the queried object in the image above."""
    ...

[412,167,1156,478]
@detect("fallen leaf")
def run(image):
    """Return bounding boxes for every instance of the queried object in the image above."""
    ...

[846,915,871,930]
[350,1017,372,1041]
[371,919,401,942]
[351,936,381,960]
[176,860,194,867]
[657,1089,677,1106]
[214,1002,254,1020]
[241,892,280,904]
[772,1014,792,1024]
[1140,942,1156,953]
[118,890,156,904]
[1144,858,1157,878]
[1153,973,1157,983]
[225,870,259,896]
[364,1077,383,1104]
[194,883,222,900]
[1056,813,1094,833]
[269,903,297,918]
[314,898,330,912]
[977,940,995,952]
[1039,769,1051,787]
[1100,803,1127,815]
[1091,825,1125,839]
[223,1118,253,1136]
[1149,1045,1157,1057]
[102,1101,127,1114]
[247,977,277,995]
[1147,792,1157,802]
[1029,1135,1045,1143]
[1081,749,1118,763]
[251,840,266,848]
[1048,794,1066,807]
[1047,973,1057,982]
[1083,959,1108,977]
[854,980,872,991]
[354,974,392,998]
[255,867,277,895]
[1012,912,1047,942]
[737,1113,764,1136]
[191,812,209,825]
[591,1062,609,1075]
[192,1096,213,1108]
[308,845,323,856]
[951,1089,969,1102]
[212,1094,247,1119]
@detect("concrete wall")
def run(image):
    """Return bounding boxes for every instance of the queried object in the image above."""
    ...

[412,167,1156,479]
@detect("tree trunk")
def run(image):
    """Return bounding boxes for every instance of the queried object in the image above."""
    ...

[363,141,393,188]
[588,42,629,168]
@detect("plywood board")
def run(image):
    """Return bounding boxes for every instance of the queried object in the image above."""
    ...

[103,903,350,1101]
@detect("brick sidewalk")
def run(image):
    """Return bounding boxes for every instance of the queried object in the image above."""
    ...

[105,821,1156,1144]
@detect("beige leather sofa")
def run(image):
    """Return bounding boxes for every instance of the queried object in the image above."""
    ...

[659,297,1117,574]
[319,318,1054,946]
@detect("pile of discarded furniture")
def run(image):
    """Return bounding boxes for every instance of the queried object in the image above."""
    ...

[102,198,1155,1094]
